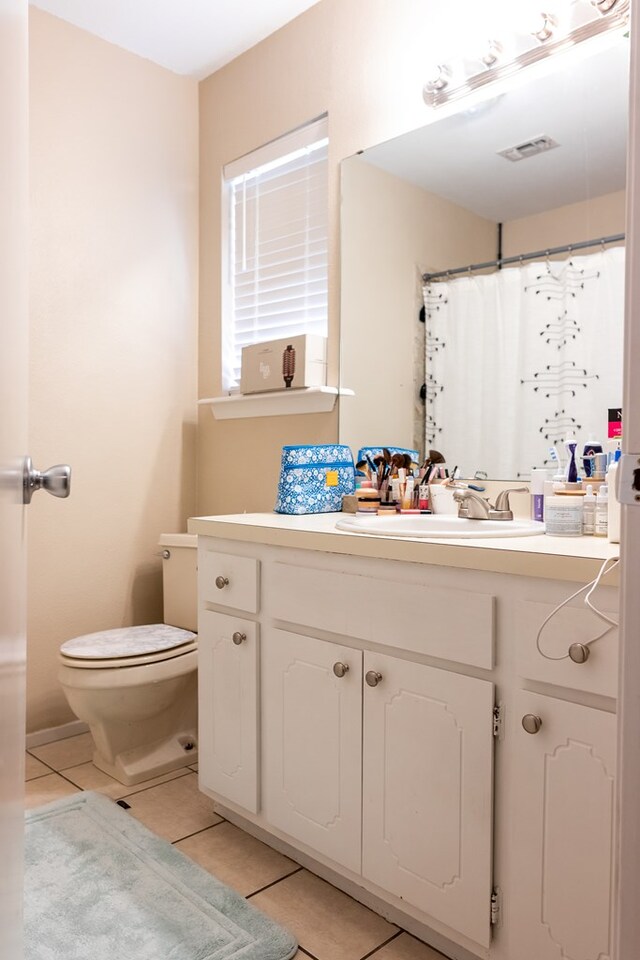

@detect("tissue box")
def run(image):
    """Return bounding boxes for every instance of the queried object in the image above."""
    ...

[240,334,327,394]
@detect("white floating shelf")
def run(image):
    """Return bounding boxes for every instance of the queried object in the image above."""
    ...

[199,386,355,420]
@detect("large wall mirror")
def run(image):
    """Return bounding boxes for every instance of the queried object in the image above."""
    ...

[339,37,629,480]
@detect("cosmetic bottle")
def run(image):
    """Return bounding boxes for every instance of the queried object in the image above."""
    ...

[607,461,621,544]
[582,435,603,478]
[402,477,414,510]
[593,453,608,481]
[594,485,609,537]
[564,433,579,484]
[582,485,596,535]
[530,468,548,522]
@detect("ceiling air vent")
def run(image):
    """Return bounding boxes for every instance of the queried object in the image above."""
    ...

[498,135,560,162]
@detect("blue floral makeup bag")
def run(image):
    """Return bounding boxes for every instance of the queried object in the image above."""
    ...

[275,444,355,515]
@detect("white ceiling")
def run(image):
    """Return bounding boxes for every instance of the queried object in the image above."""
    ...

[29,0,322,78]
[359,39,629,223]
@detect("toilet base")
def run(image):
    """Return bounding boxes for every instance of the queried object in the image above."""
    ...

[92,730,198,786]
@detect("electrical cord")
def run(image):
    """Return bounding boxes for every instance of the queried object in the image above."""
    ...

[535,556,620,661]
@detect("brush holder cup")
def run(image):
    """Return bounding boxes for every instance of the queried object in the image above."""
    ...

[275,444,355,515]
[429,483,459,515]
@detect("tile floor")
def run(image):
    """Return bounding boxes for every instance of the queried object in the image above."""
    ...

[25,732,447,960]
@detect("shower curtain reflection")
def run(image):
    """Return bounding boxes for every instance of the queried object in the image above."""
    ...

[422,247,625,480]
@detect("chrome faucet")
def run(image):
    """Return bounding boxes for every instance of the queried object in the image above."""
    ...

[453,489,493,519]
[493,487,529,519]
[453,487,528,521]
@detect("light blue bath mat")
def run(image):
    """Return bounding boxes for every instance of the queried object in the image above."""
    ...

[25,791,297,960]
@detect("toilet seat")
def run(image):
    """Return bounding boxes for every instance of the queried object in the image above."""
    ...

[59,624,197,670]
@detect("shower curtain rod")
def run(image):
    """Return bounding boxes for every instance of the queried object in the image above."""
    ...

[422,232,625,283]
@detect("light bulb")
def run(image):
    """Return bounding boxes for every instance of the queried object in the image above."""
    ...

[481,40,502,67]
[532,12,556,41]
[424,65,451,93]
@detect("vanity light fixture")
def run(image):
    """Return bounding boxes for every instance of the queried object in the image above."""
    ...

[425,64,451,91]
[481,41,502,68]
[531,13,556,42]
[424,0,629,107]
[591,0,620,10]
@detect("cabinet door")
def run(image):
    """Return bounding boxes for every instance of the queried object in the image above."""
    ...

[198,611,259,813]
[511,691,616,960]
[261,628,362,873]
[363,652,495,948]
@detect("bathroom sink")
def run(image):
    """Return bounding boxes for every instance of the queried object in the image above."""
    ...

[335,514,545,539]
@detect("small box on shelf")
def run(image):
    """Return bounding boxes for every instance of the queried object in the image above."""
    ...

[240,334,327,394]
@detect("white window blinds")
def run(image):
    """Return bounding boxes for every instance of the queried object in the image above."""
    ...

[222,117,329,390]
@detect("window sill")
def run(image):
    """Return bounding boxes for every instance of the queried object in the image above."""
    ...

[198,386,354,420]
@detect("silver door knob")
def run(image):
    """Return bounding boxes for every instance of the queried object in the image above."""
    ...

[23,457,71,505]
[333,662,349,678]
[522,714,542,734]
[215,576,229,589]
[232,632,246,645]
[568,642,590,664]
[366,670,383,687]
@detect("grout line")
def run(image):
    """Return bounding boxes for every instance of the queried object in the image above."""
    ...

[170,818,228,845]
[115,768,194,799]
[25,755,59,777]
[296,947,321,960]
[24,771,57,784]
[357,931,403,960]
[49,769,85,791]
[48,766,195,799]
[246,866,303,899]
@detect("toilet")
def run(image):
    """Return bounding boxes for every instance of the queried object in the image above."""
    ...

[58,533,198,786]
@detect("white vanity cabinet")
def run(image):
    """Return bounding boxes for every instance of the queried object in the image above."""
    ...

[260,630,495,946]
[510,692,616,960]
[193,522,619,960]
[261,628,363,872]
[362,651,494,946]
[198,610,259,813]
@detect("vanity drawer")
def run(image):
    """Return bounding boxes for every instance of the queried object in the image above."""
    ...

[199,547,259,614]
[516,599,618,698]
[265,562,494,669]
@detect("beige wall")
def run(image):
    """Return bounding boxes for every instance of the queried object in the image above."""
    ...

[198,0,441,515]
[339,158,497,457]
[28,10,199,732]
[503,190,626,256]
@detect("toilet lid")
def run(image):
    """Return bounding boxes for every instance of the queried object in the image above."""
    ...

[60,624,196,660]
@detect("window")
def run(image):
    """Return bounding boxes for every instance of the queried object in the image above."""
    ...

[222,116,329,391]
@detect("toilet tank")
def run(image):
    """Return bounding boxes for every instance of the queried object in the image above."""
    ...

[158,533,198,633]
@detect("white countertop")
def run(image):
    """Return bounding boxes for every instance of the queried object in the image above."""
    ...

[187,512,620,584]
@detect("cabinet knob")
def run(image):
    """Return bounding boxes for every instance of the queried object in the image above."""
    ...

[568,642,590,664]
[366,670,383,687]
[333,662,349,678]
[522,714,543,735]
[232,632,246,645]
[215,575,230,589]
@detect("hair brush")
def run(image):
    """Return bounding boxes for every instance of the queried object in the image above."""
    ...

[282,345,296,388]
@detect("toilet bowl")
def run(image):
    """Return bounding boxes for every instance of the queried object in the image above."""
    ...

[58,534,198,786]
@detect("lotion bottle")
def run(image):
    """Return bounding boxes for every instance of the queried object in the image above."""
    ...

[595,484,609,537]
[607,460,621,543]
[530,468,548,521]
[582,485,596,535]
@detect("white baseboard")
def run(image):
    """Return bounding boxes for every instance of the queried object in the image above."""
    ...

[26,720,89,749]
